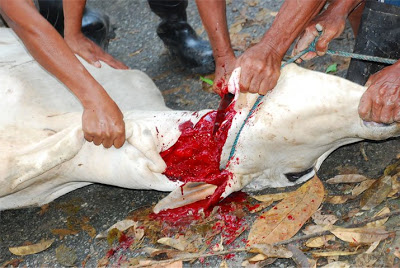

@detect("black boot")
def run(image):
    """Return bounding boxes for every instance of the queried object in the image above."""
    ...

[148,0,215,74]
[346,1,400,85]
[37,0,113,50]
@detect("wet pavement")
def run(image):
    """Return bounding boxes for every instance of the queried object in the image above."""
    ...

[1,0,400,267]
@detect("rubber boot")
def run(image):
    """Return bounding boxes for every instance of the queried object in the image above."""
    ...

[148,0,215,74]
[346,1,400,85]
[37,0,113,51]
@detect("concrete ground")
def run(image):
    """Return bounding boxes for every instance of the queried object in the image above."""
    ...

[1,0,400,267]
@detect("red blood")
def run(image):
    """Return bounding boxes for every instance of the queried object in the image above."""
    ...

[159,104,236,215]
[288,215,294,220]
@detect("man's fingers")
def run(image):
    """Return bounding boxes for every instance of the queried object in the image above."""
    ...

[84,133,94,143]
[249,75,262,94]
[379,103,394,124]
[99,52,129,70]
[239,73,251,93]
[358,93,373,120]
[114,133,126,149]
[92,135,103,146]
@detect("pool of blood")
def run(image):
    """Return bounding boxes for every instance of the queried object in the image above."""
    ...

[158,97,236,217]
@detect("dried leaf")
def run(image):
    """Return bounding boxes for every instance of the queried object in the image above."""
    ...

[351,179,375,197]
[55,244,77,267]
[1,258,24,268]
[157,237,186,251]
[325,195,348,204]
[251,191,294,203]
[330,226,391,244]
[229,19,245,34]
[249,244,293,258]
[366,207,390,228]
[96,219,136,239]
[360,176,392,210]
[51,228,79,239]
[326,174,368,184]
[247,175,324,245]
[312,250,360,257]
[302,224,326,235]
[365,241,380,254]
[320,261,350,268]
[81,223,96,238]
[312,210,338,226]
[248,253,267,263]
[128,48,143,57]
[306,235,335,248]
[220,260,229,268]
[388,175,400,197]
[249,201,273,213]
[9,239,54,256]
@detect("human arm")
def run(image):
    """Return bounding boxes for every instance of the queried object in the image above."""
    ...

[195,0,235,96]
[292,0,363,62]
[358,60,400,124]
[196,0,326,95]
[63,0,128,69]
[0,0,125,148]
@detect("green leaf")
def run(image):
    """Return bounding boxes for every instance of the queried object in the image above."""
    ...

[326,63,337,73]
[200,76,214,85]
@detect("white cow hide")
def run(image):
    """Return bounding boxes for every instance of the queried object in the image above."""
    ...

[0,28,398,211]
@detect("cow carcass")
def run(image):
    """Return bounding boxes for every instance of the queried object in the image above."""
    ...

[0,28,399,211]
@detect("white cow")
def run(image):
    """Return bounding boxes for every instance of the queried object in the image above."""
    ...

[0,28,398,211]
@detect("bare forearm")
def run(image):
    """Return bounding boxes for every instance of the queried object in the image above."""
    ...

[0,0,109,108]
[261,0,327,57]
[195,0,234,59]
[63,0,86,37]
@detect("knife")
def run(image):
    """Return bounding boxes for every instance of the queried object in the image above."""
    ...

[212,92,235,135]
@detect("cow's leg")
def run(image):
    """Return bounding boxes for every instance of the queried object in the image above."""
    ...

[0,126,84,197]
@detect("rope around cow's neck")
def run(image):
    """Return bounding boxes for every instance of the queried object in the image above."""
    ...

[226,35,397,166]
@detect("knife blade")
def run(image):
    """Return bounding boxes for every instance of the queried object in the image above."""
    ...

[212,92,235,135]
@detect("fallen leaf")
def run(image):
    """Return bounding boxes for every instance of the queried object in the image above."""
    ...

[326,63,338,73]
[81,223,96,238]
[325,195,348,204]
[157,237,186,251]
[96,219,137,239]
[365,241,380,254]
[302,224,326,235]
[249,244,292,258]
[249,201,273,213]
[320,261,350,268]
[9,239,54,256]
[312,210,338,226]
[38,204,50,215]
[330,226,391,244]
[251,191,294,203]
[366,207,390,228]
[51,228,79,239]
[247,175,324,245]
[1,258,24,268]
[360,176,392,210]
[248,253,267,263]
[128,48,143,57]
[311,250,360,257]
[56,244,77,267]
[229,19,245,34]
[388,174,400,197]
[220,260,229,268]
[306,235,335,248]
[326,174,368,184]
[351,179,375,197]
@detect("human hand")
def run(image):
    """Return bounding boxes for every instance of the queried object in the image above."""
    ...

[358,62,400,124]
[234,43,282,95]
[292,11,346,62]
[82,95,126,148]
[65,32,128,69]
[213,54,236,96]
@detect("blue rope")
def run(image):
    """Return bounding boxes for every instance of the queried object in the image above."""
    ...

[226,36,397,164]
